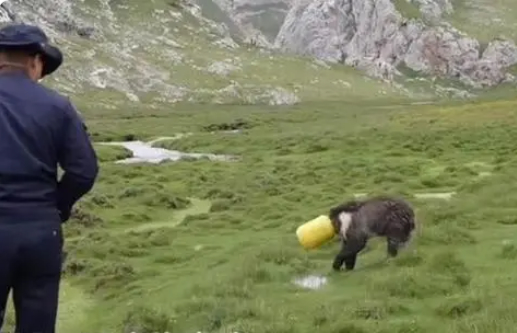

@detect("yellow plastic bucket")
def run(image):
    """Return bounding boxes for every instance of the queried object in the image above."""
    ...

[296,215,336,250]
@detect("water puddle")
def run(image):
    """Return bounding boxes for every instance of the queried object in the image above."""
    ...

[414,192,456,200]
[292,275,328,290]
[99,140,237,164]
[99,131,242,164]
[354,192,455,200]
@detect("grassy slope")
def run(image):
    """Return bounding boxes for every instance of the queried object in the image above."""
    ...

[38,0,410,106]
[393,0,517,42]
[3,95,517,332]
[447,0,517,42]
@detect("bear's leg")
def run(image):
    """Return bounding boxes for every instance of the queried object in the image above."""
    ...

[387,237,401,257]
[386,222,414,259]
[332,236,367,271]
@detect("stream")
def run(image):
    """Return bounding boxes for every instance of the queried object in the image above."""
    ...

[99,134,237,164]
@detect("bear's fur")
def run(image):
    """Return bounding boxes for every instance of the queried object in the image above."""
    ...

[328,196,416,271]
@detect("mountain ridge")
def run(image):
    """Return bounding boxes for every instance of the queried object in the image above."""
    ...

[0,0,515,106]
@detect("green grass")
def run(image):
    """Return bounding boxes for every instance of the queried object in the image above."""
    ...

[4,95,517,332]
[93,145,133,163]
[447,0,517,42]
[392,0,423,20]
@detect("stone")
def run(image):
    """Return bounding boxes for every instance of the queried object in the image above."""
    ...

[273,0,517,87]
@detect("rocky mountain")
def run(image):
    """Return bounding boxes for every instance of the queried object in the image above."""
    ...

[0,0,515,106]
[203,0,517,89]
[275,0,517,88]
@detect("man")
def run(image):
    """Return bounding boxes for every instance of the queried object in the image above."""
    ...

[0,23,99,332]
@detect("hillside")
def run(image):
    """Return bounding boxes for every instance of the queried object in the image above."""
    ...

[1,0,517,332]
[0,0,404,106]
[0,0,516,105]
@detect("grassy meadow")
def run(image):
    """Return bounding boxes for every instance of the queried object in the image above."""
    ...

[4,95,517,332]
[1,1,517,332]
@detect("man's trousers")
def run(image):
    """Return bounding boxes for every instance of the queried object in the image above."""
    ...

[0,222,63,333]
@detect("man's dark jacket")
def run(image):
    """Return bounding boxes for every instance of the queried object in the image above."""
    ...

[0,71,98,225]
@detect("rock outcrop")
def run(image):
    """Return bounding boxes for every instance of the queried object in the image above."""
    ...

[273,0,517,88]
[198,0,293,47]
[410,0,453,21]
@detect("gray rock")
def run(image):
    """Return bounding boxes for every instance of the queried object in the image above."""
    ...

[482,40,517,68]
[0,2,17,22]
[410,0,453,21]
[206,60,241,76]
[274,0,517,87]
[201,0,293,47]
[213,36,240,49]
[230,0,293,41]
[275,0,353,63]
[262,86,300,105]
[55,20,95,39]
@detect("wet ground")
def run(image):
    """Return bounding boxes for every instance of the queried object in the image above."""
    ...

[99,140,236,164]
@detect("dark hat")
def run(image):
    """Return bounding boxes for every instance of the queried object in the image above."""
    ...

[0,23,63,77]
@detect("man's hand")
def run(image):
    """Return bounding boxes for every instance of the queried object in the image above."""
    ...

[59,209,71,223]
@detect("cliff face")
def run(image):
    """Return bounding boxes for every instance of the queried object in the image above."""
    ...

[209,0,517,89]
[197,0,293,47]
[273,0,517,88]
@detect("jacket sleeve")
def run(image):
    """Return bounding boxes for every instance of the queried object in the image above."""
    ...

[56,100,99,222]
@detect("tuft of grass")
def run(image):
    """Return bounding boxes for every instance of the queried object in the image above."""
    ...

[447,0,517,42]
[499,241,517,259]
[94,145,133,163]
[435,295,483,318]
[392,0,423,20]
[121,305,177,333]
